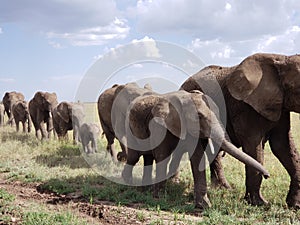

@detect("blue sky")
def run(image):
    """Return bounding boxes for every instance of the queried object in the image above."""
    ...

[1,0,300,102]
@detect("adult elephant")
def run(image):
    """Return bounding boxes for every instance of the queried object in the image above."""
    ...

[0,103,4,126]
[2,91,25,126]
[123,90,269,209]
[12,100,31,133]
[52,101,74,141]
[52,101,84,143]
[97,83,153,162]
[181,53,300,208]
[29,91,58,140]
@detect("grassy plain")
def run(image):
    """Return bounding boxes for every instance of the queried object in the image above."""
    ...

[0,109,300,224]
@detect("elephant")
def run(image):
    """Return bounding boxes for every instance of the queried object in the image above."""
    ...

[29,91,58,140]
[12,100,31,133]
[52,101,75,141]
[122,90,269,209]
[0,103,4,126]
[97,83,153,162]
[2,91,25,126]
[79,123,101,154]
[180,53,300,208]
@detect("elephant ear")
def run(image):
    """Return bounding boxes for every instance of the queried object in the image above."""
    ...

[227,55,283,121]
[152,97,187,139]
[57,102,71,123]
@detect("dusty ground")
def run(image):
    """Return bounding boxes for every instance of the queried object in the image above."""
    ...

[0,175,202,225]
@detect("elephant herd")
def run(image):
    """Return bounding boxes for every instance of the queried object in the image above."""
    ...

[0,91,100,154]
[1,53,300,211]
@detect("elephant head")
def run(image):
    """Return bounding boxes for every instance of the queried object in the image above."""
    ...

[151,90,270,178]
[56,101,73,123]
[33,91,58,113]
[226,53,300,121]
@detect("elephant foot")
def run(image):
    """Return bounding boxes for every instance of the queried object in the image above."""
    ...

[244,191,268,206]
[286,185,300,209]
[195,194,212,211]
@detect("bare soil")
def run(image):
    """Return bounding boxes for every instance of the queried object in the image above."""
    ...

[0,175,201,224]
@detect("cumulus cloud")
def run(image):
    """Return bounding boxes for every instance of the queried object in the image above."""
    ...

[47,18,129,46]
[134,0,299,41]
[255,26,300,54]
[0,0,129,46]
[0,27,2,34]
[189,25,300,66]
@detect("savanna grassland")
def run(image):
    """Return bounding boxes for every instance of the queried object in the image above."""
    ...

[1,108,300,224]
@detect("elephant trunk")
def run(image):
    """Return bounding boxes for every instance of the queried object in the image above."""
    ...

[210,121,270,179]
[221,140,270,179]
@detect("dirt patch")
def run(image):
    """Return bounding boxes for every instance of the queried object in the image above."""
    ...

[0,176,202,224]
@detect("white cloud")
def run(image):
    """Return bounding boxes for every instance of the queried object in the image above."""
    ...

[255,26,300,54]
[48,41,64,49]
[47,18,129,46]
[189,25,300,67]
[131,36,161,58]
[0,27,2,34]
[134,0,298,41]
[0,78,15,83]
[0,1,128,46]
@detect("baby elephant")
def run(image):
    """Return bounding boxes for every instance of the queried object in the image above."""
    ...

[79,123,101,154]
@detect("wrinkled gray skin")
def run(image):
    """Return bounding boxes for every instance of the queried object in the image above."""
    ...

[181,53,300,208]
[2,91,25,126]
[12,100,31,133]
[0,103,4,127]
[79,123,101,154]
[123,90,270,210]
[29,91,58,140]
[97,83,153,162]
[52,101,74,141]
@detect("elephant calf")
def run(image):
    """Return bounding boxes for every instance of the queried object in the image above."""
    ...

[79,123,101,154]
[12,100,31,133]
[123,90,270,209]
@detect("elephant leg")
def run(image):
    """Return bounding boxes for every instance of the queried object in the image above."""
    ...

[210,151,231,189]
[16,121,20,132]
[268,112,300,209]
[142,154,154,186]
[190,143,211,210]
[104,134,118,162]
[167,149,185,180]
[39,121,48,140]
[153,158,168,198]
[22,121,26,133]
[242,137,267,206]
[122,148,140,184]
[92,137,98,153]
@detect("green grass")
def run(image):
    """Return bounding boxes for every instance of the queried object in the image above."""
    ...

[0,112,300,224]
